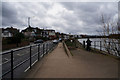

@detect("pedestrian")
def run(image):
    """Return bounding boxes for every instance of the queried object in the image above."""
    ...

[86,38,92,51]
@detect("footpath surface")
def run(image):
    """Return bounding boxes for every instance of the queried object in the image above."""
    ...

[25,42,119,78]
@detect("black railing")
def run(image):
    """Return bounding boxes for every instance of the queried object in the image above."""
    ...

[82,40,120,57]
[1,41,57,79]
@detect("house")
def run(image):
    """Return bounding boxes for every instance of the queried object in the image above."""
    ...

[80,34,87,38]
[109,34,120,38]
[48,29,56,39]
[41,29,49,38]
[55,32,61,39]
[22,26,44,37]
[69,35,74,39]
[60,33,70,40]
[78,35,82,38]
[21,26,57,40]
[42,29,56,40]
[21,26,44,41]
[35,27,43,37]
[1,27,19,38]
[65,34,70,40]
[73,35,78,38]
[21,26,36,37]
[73,35,82,38]
[2,30,13,37]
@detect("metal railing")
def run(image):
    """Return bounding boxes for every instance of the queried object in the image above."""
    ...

[82,40,120,57]
[1,41,57,79]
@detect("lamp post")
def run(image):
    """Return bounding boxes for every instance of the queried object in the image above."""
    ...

[28,16,35,27]
[28,17,30,27]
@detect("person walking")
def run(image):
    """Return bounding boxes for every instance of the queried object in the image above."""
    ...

[86,38,92,51]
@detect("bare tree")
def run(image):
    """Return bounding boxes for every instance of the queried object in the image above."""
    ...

[98,14,120,56]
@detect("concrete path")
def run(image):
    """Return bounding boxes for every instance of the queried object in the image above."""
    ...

[25,42,119,78]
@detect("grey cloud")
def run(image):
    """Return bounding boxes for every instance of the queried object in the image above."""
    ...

[2,2,24,27]
[60,2,117,32]
[2,2,118,35]
[60,2,101,12]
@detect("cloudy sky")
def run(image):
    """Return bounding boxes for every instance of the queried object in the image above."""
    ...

[1,1,118,35]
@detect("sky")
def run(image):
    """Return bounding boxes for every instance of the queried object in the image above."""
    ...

[1,1,119,35]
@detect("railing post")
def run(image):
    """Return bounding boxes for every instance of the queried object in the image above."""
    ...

[38,44,40,61]
[30,46,32,69]
[94,41,96,50]
[49,42,51,50]
[83,41,85,48]
[52,43,53,50]
[51,43,53,50]
[48,43,49,52]
[11,50,14,80]
[51,42,52,49]
[46,43,48,54]
[44,43,46,54]
[52,42,53,50]
[51,43,52,50]
[100,41,102,51]
[109,42,110,50]
[50,43,51,50]
[45,43,47,54]
[43,43,44,56]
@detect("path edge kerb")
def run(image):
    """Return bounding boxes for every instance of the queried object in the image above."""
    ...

[63,41,72,57]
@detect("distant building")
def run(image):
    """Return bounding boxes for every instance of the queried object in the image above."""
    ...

[1,27,19,38]
[55,32,61,39]
[80,34,87,38]
[48,30,56,39]
[21,26,44,41]
[65,34,70,39]
[61,33,70,40]
[21,26,56,40]
[73,35,82,38]
[22,26,36,37]
[41,30,49,38]
[21,26,44,37]
[109,34,120,38]
[73,35,77,38]
[69,35,74,39]
[2,30,13,37]
[42,29,56,40]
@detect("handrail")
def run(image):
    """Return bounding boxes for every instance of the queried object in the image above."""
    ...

[1,41,57,79]
[82,40,120,57]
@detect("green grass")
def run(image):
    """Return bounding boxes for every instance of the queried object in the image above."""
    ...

[64,40,76,56]
[65,40,76,48]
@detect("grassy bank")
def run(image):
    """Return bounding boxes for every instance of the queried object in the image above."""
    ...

[64,39,80,56]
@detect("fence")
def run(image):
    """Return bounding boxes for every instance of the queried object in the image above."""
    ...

[82,40,120,57]
[1,41,57,79]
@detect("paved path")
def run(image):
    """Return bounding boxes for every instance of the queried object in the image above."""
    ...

[25,42,119,78]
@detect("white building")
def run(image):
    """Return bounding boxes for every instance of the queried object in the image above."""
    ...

[2,30,13,37]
